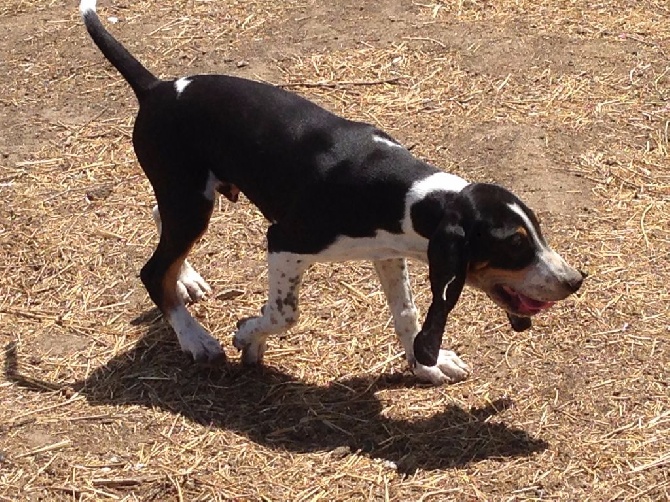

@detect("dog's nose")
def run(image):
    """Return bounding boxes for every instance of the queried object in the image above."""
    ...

[565,269,585,293]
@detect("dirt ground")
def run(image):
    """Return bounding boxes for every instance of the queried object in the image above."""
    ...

[1,0,668,500]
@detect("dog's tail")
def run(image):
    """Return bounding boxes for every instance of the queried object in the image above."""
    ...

[79,0,158,98]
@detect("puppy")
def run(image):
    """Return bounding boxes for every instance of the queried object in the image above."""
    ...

[80,0,584,384]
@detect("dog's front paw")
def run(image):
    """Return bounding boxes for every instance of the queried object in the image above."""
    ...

[232,327,267,365]
[177,260,211,304]
[413,349,471,385]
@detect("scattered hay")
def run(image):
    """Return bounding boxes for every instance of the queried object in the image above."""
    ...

[0,0,668,500]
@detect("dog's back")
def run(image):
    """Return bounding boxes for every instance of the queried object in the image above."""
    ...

[79,0,583,385]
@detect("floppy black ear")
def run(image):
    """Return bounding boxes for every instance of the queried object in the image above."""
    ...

[413,216,469,367]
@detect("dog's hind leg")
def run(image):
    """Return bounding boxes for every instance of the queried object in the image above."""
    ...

[374,258,470,385]
[152,205,211,304]
[141,193,223,362]
[232,251,310,365]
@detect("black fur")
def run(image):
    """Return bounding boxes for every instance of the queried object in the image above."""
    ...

[80,1,583,380]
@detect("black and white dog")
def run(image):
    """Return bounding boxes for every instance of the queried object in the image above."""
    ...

[80,0,584,385]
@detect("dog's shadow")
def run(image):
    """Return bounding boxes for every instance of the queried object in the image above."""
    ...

[5,320,547,473]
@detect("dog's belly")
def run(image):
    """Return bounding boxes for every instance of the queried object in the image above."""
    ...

[315,231,427,263]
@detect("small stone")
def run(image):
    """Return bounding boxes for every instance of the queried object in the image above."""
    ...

[330,446,351,459]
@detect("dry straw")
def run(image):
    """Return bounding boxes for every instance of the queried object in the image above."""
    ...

[1,0,668,500]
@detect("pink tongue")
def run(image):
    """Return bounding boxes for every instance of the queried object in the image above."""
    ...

[502,286,554,312]
[518,293,553,311]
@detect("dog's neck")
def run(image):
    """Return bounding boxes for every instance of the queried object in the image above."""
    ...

[408,189,471,241]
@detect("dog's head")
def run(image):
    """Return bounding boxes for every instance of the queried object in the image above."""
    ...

[413,182,584,366]
[462,183,585,323]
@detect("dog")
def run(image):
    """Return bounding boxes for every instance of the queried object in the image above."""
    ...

[79,0,584,385]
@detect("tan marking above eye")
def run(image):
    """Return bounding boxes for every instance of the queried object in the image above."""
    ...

[471,261,489,271]
[516,226,528,237]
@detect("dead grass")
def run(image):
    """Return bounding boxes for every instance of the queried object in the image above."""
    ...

[0,0,668,500]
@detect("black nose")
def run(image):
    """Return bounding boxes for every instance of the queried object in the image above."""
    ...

[567,271,585,293]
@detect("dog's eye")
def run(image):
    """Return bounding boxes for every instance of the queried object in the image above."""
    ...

[507,234,522,248]
[487,227,534,270]
[507,229,528,248]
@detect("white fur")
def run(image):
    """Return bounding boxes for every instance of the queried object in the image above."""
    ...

[320,230,426,262]
[233,252,308,364]
[441,275,455,301]
[413,350,471,385]
[79,0,96,16]
[166,305,223,360]
[203,171,221,201]
[507,202,578,298]
[507,202,545,249]
[151,205,163,234]
[373,259,470,384]
[318,173,470,262]
[402,172,469,234]
[372,134,403,148]
[176,261,212,303]
[374,259,419,354]
[175,77,191,97]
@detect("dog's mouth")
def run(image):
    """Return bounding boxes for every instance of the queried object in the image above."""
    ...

[493,285,555,316]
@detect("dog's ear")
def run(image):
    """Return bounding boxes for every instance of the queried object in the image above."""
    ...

[413,215,469,367]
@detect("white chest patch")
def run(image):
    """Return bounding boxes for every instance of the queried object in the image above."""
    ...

[320,230,428,263]
[317,172,470,263]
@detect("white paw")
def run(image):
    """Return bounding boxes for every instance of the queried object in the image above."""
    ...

[177,260,211,304]
[232,323,267,365]
[177,324,224,362]
[168,307,223,362]
[413,350,471,385]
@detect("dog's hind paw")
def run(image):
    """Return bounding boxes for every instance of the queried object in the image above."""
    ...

[413,350,471,385]
[175,322,225,363]
[177,260,212,304]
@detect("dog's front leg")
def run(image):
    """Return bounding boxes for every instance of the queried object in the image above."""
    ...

[233,251,309,365]
[374,259,420,357]
[374,259,469,385]
[410,215,473,385]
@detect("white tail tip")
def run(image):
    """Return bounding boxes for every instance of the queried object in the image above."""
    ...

[79,0,97,16]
